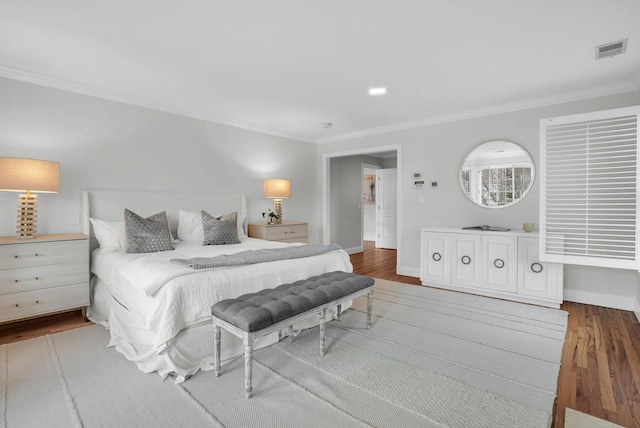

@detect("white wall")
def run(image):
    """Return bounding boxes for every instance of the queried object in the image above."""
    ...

[0,77,320,241]
[329,155,383,250]
[363,166,380,241]
[318,91,640,309]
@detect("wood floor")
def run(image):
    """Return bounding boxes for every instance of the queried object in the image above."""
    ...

[1,241,639,427]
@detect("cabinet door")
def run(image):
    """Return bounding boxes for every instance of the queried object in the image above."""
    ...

[517,237,563,301]
[421,232,451,284]
[451,234,481,287]
[483,236,518,292]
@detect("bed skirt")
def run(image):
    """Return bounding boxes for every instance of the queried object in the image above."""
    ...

[88,277,348,382]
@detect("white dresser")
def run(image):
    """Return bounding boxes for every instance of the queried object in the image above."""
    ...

[0,233,90,323]
[420,227,563,308]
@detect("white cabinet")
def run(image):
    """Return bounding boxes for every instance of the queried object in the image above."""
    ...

[420,227,563,308]
[482,235,517,293]
[0,233,89,323]
[517,237,563,302]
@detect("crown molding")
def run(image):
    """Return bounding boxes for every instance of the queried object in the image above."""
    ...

[0,65,315,144]
[317,81,640,144]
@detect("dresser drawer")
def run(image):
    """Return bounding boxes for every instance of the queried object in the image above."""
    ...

[0,262,89,294]
[265,224,308,241]
[0,239,88,269]
[278,237,309,244]
[0,282,89,323]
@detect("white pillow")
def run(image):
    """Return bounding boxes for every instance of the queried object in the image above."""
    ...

[177,210,246,242]
[90,218,127,251]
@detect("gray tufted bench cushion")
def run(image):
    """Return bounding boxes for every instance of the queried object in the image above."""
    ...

[211,271,374,398]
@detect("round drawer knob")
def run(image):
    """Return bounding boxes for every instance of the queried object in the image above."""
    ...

[14,279,19,283]
[531,263,543,273]
[494,259,505,269]
[461,255,471,265]
[432,252,442,262]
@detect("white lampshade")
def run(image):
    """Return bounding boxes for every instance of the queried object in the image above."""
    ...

[0,158,60,238]
[0,158,60,193]
[263,179,291,199]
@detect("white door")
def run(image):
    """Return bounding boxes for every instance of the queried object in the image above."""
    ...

[421,231,451,284]
[451,234,482,287]
[376,168,397,249]
[483,235,518,292]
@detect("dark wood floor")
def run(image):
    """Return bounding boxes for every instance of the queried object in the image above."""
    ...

[2,241,639,427]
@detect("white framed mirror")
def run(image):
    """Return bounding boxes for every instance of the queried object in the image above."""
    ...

[459,140,535,208]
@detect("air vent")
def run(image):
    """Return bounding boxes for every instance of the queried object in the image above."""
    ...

[595,39,628,60]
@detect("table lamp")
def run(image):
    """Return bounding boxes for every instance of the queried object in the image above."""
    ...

[263,179,290,224]
[0,157,60,238]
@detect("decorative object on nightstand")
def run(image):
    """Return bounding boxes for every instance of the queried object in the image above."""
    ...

[248,221,308,243]
[263,179,290,224]
[0,233,89,323]
[0,157,60,239]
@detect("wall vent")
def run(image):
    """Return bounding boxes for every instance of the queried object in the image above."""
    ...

[595,39,628,60]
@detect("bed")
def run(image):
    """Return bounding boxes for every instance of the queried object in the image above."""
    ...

[81,190,352,382]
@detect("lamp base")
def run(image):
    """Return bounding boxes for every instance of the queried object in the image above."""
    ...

[273,198,283,224]
[16,193,38,239]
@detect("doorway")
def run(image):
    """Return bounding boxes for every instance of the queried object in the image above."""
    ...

[322,144,402,272]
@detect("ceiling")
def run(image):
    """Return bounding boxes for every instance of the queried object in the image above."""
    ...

[1,1,639,144]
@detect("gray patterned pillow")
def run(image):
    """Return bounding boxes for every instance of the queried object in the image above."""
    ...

[202,211,240,245]
[124,209,174,253]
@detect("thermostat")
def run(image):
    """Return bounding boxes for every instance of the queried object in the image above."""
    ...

[414,180,425,189]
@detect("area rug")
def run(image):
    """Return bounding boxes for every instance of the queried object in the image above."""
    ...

[1,279,567,427]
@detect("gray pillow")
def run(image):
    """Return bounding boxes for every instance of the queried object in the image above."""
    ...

[124,209,174,253]
[202,211,240,245]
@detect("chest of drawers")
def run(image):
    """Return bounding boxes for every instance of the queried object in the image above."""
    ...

[0,233,89,323]
[247,222,308,243]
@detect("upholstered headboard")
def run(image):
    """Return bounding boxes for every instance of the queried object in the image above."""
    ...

[81,190,247,250]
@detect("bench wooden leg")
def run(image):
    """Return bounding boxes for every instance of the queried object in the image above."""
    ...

[336,303,342,320]
[319,307,326,357]
[287,325,294,342]
[366,289,373,329]
[244,333,255,399]
[213,320,221,376]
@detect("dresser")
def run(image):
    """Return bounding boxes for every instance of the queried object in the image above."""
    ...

[247,222,308,243]
[0,233,90,323]
[420,227,563,308]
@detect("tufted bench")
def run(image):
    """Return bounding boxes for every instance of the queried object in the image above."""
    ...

[211,271,375,398]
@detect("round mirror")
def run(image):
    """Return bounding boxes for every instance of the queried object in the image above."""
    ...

[459,140,535,208]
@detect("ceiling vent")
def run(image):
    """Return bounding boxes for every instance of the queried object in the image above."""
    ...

[595,39,628,60]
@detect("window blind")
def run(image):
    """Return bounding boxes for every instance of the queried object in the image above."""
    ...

[540,106,640,269]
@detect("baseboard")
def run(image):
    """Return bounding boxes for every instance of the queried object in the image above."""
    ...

[564,288,635,311]
[397,265,420,278]
[344,246,363,255]
[635,312,640,324]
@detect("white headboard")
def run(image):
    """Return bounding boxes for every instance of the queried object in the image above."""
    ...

[81,190,247,248]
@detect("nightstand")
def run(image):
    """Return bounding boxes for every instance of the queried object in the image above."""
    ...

[0,233,90,324]
[248,222,308,243]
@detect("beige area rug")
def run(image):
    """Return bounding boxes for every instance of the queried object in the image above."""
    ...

[565,408,624,428]
[1,278,568,427]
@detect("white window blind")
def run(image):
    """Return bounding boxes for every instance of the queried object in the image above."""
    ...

[540,106,640,270]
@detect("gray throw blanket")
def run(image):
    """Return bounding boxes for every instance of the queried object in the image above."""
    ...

[170,244,342,269]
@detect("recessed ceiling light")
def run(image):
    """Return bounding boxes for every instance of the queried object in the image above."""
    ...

[322,122,333,128]
[369,87,387,96]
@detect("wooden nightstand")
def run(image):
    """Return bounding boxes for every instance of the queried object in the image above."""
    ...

[0,233,90,324]
[248,222,308,243]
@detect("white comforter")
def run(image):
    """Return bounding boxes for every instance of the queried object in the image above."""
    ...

[91,238,352,351]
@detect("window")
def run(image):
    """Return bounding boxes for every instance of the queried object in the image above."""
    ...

[540,106,640,269]
[461,165,532,207]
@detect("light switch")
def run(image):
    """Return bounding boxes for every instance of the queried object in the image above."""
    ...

[418,196,424,204]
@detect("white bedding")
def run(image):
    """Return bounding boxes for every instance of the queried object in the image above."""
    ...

[91,237,352,353]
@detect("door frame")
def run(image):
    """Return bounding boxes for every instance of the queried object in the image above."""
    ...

[362,163,382,249]
[322,144,402,272]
